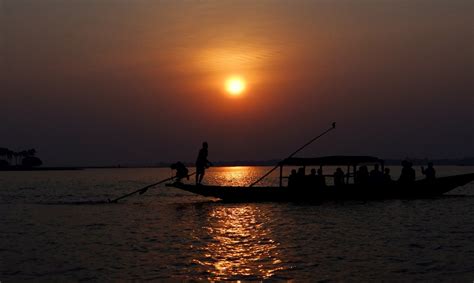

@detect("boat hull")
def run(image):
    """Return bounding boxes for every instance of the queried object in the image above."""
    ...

[167,173,474,202]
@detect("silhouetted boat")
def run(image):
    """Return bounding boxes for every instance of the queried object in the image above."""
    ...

[167,156,474,202]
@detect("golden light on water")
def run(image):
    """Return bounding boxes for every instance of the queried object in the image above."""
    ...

[194,206,284,280]
[209,166,263,187]
[225,76,246,96]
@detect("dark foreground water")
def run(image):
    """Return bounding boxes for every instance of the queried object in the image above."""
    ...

[1,166,474,281]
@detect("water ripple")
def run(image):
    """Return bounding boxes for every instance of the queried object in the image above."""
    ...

[1,167,474,281]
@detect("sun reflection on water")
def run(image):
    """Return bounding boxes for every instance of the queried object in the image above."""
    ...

[205,166,278,187]
[193,205,284,280]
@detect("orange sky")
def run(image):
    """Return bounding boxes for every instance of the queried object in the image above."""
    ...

[1,0,473,165]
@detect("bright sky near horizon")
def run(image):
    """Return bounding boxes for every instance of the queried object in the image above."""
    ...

[1,0,473,166]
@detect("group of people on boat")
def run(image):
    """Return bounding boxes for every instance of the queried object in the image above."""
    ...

[353,164,392,185]
[172,142,438,187]
[398,160,436,183]
[287,161,436,188]
[288,168,326,188]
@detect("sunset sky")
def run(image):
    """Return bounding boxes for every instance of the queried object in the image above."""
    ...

[1,0,473,166]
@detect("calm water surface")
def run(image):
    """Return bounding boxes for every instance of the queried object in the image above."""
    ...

[1,166,474,281]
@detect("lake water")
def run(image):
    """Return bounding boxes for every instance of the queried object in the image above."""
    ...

[1,166,474,281]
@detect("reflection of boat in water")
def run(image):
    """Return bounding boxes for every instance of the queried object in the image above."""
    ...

[167,156,474,202]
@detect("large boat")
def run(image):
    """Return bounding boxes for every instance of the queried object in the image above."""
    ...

[167,156,474,202]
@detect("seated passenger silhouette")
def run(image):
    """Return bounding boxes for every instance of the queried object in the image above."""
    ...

[355,165,369,185]
[383,168,392,183]
[421,162,436,181]
[288,169,297,187]
[317,168,326,187]
[369,164,384,184]
[399,160,416,183]
[334,168,345,186]
[308,168,318,187]
[407,162,416,182]
[296,167,306,187]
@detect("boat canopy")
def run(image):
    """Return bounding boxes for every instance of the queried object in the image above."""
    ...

[280,155,383,166]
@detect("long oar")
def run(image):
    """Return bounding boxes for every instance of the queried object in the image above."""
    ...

[249,122,336,187]
[109,172,195,203]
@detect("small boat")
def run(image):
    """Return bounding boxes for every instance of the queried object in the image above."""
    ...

[167,156,474,202]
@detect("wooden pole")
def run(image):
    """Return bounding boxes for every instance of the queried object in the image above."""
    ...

[109,172,195,203]
[249,122,336,187]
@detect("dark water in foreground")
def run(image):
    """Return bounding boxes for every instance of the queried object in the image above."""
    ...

[1,166,474,281]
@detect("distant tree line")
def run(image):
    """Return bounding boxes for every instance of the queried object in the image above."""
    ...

[0,147,43,168]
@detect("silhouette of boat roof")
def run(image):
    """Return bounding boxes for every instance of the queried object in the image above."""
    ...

[281,155,383,166]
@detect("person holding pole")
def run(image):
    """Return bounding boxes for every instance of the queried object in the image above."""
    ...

[196,141,212,185]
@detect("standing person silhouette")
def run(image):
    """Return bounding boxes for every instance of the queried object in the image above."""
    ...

[196,142,212,185]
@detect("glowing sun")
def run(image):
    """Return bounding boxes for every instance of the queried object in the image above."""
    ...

[225,76,246,96]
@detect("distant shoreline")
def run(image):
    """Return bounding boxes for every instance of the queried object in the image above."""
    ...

[0,167,83,171]
[122,157,474,168]
[1,157,473,171]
